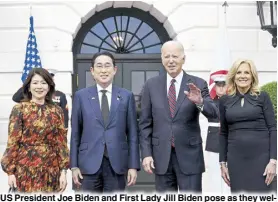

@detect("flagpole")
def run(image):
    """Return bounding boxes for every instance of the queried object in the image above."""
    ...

[29,4,32,16]
[222,1,229,28]
[222,1,228,14]
[208,1,231,99]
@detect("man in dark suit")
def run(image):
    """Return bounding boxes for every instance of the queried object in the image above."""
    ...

[139,40,218,192]
[12,69,69,128]
[70,51,140,192]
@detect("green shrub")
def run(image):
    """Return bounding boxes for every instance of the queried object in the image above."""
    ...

[261,81,277,120]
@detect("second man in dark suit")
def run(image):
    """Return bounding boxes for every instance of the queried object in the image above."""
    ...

[70,52,140,192]
[139,40,218,192]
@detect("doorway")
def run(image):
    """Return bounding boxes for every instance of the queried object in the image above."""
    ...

[74,54,164,191]
[72,6,171,191]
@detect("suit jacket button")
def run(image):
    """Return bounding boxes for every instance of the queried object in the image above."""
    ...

[102,141,105,144]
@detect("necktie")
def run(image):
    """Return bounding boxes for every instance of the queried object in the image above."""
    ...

[100,90,109,157]
[101,90,109,126]
[168,79,176,147]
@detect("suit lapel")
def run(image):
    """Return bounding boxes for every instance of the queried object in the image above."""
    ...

[107,85,120,126]
[173,72,191,118]
[88,86,104,126]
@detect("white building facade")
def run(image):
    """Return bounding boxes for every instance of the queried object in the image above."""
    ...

[0,0,276,193]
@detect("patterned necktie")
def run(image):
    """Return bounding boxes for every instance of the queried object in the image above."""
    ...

[101,90,109,126]
[168,79,176,147]
[168,79,176,118]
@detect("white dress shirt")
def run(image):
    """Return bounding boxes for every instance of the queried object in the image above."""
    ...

[166,71,184,100]
[97,83,112,110]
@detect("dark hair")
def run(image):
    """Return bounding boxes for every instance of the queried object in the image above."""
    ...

[215,81,226,86]
[91,51,116,67]
[22,68,55,104]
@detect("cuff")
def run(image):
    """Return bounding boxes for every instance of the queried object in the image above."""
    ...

[196,103,204,112]
[7,171,15,175]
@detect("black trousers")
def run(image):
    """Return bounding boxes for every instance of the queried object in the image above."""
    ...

[155,148,202,193]
[78,156,126,193]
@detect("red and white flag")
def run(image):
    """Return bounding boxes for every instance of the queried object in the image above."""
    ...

[209,19,231,99]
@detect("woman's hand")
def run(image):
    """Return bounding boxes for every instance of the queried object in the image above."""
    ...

[8,174,17,188]
[263,159,277,186]
[59,171,67,192]
[220,163,230,187]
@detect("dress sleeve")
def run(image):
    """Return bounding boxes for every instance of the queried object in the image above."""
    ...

[1,104,23,175]
[55,106,70,170]
[262,92,277,160]
[219,96,229,162]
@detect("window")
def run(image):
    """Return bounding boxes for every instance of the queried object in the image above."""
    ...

[80,15,163,54]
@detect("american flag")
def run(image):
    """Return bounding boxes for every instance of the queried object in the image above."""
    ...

[21,16,42,82]
[209,15,231,99]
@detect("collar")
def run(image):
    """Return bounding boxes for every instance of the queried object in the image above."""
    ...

[97,83,112,93]
[236,88,251,98]
[167,70,184,85]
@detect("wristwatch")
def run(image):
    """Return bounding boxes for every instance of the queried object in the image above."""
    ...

[196,103,204,111]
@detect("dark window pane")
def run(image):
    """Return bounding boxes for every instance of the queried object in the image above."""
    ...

[122,32,133,48]
[118,31,125,41]
[101,43,116,52]
[128,17,140,33]
[146,71,159,80]
[124,32,133,43]
[132,71,145,95]
[145,44,162,53]
[137,22,153,39]
[100,48,116,53]
[102,17,116,33]
[128,43,143,52]
[116,16,128,32]
[83,32,102,46]
[142,32,160,46]
[105,35,118,48]
[81,44,98,53]
[126,37,140,50]
[130,49,144,53]
[91,22,108,38]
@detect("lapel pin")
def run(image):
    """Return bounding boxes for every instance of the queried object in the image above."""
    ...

[92,97,95,100]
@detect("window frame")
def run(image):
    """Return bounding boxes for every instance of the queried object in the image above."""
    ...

[73,7,171,54]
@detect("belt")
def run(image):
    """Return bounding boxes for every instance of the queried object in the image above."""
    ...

[208,122,220,127]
